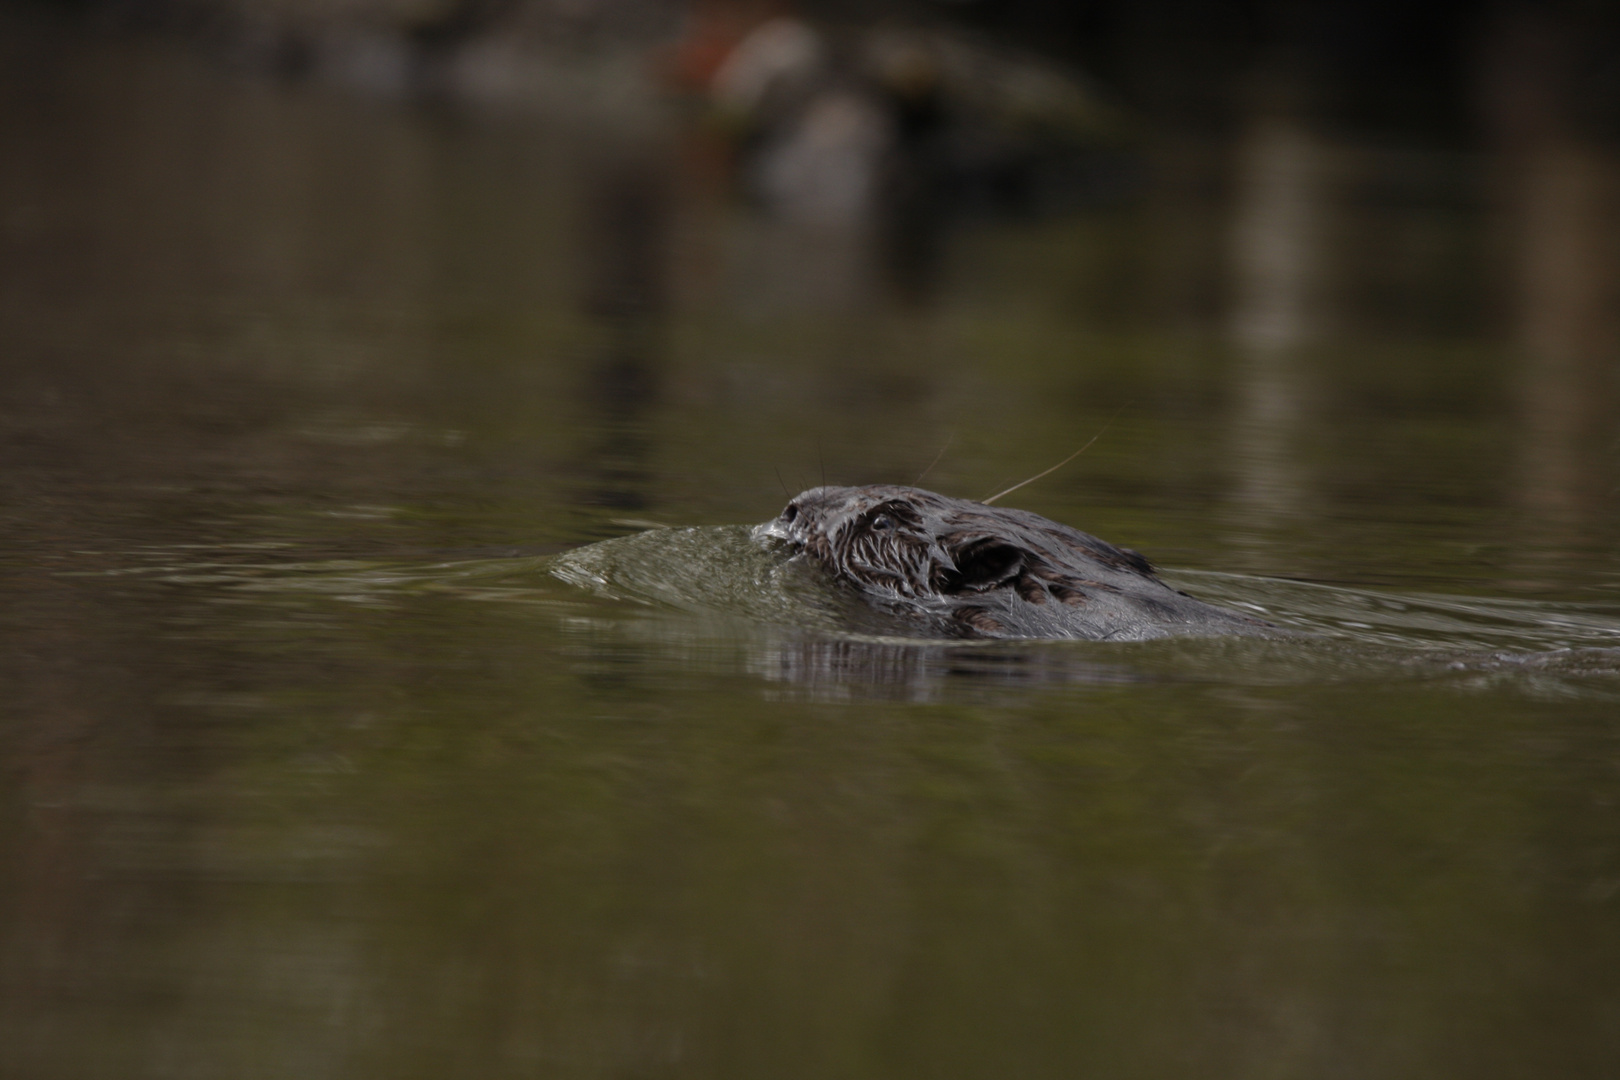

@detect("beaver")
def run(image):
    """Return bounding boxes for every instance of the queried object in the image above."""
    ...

[756,485,1272,641]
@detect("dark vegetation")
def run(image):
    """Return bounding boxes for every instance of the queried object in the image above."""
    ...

[13,0,1620,142]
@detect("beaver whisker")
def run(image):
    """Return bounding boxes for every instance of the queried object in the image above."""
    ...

[912,435,954,487]
[981,405,1128,505]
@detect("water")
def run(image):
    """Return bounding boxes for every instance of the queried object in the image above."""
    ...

[3,13,1620,1079]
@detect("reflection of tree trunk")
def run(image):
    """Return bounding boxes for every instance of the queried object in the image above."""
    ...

[1512,145,1614,525]
[1481,6,1620,582]
[576,150,670,515]
[0,604,103,1069]
[1226,114,1323,553]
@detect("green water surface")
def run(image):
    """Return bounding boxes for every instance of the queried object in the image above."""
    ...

[2,13,1619,1079]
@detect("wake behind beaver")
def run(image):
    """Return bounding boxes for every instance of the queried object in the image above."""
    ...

[757,485,1274,641]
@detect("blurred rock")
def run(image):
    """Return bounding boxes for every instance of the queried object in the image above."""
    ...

[705,14,1128,227]
[87,0,683,118]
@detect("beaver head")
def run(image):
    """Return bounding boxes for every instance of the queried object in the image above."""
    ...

[755,485,1222,639]
[758,485,1051,595]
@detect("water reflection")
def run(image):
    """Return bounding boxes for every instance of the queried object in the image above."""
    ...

[1480,7,1620,583]
[1510,145,1615,517]
[1224,104,1325,553]
[576,150,670,514]
[710,15,1122,308]
[3,8,1620,1079]
[748,639,1144,701]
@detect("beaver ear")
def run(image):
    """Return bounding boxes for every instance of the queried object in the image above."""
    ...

[936,537,1024,593]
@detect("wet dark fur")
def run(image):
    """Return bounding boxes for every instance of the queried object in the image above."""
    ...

[758,485,1272,641]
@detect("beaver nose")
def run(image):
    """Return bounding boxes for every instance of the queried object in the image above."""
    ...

[755,508,803,543]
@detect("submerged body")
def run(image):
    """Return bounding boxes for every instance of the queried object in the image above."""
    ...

[758,485,1272,641]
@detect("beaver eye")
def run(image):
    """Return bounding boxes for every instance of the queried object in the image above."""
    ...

[870,514,893,531]
[782,504,798,523]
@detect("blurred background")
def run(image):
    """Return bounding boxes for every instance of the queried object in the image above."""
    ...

[3,1,1620,1077]
[4,0,1618,577]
